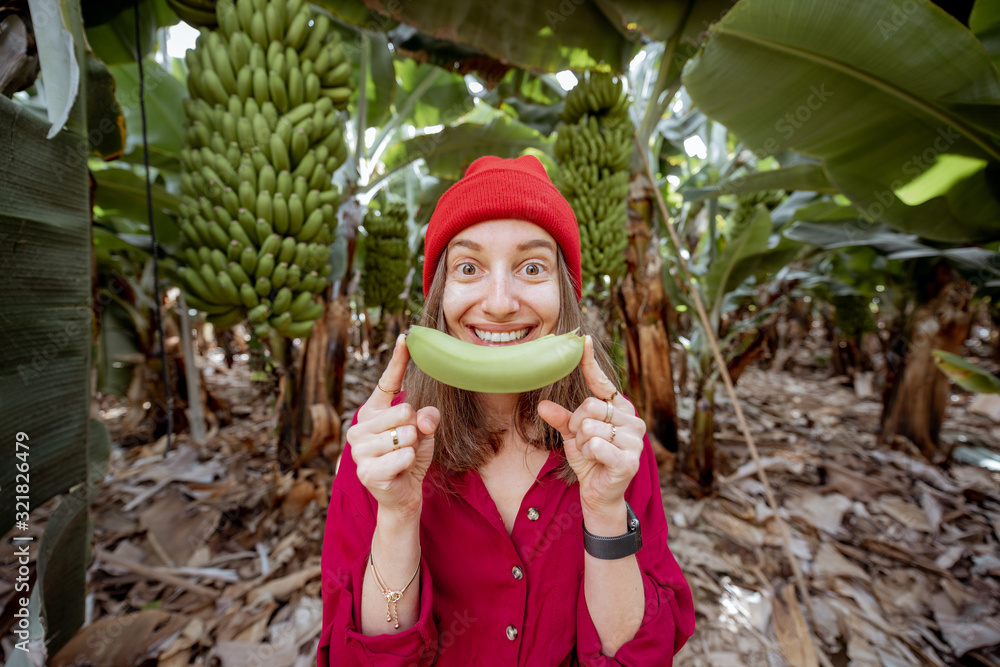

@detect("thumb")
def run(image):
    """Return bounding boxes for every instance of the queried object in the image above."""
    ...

[415,406,440,447]
[537,400,573,440]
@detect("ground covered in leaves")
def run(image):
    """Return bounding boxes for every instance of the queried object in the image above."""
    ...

[3,334,999,667]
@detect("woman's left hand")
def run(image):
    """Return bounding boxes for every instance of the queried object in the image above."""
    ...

[538,336,645,517]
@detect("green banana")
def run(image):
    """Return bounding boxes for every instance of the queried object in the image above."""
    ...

[256,252,276,280]
[240,282,260,308]
[279,319,315,338]
[271,261,289,288]
[406,326,586,394]
[227,261,252,287]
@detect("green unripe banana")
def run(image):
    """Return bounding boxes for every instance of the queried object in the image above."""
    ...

[206,307,245,330]
[269,311,293,331]
[226,261,251,287]
[280,319,315,339]
[240,282,260,308]
[256,252,276,280]
[272,286,293,315]
[406,326,586,393]
[271,261,289,288]
[248,301,271,323]
[255,219,273,246]
[255,276,272,297]
[287,290,315,317]
[185,293,234,315]
[278,236,297,264]
[273,193,290,234]
[240,244,258,274]
[227,239,244,261]
[229,220,254,248]
[210,248,229,273]
[260,233,282,257]
[217,270,241,304]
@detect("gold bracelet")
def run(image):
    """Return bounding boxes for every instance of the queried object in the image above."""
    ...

[369,545,420,629]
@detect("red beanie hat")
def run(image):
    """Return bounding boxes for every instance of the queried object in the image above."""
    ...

[423,155,582,301]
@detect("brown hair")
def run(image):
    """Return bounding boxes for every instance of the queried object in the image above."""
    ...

[402,247,621,485]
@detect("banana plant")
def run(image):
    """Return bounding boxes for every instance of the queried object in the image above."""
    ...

[682,0,1000,245]
[652,97,816,490]
[783,207,1000,457]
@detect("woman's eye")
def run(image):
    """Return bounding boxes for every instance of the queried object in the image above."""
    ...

[525,263,540,276]
[461,263,476,275]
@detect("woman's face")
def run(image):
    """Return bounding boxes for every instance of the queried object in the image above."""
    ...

[442,219,561,347]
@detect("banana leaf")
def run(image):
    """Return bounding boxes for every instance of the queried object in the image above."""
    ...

[932,349,1000,393]
[28,0,82,138]
[393,59,474,129]
[315,0,634,73]
[378,110,553,184]
[681,163,837,203]
[0,87,93,657]
[85,0,178,66]
[109,58,187,169]
[703,203,772,316]
[683,0,1000,244]
[970,0,1000,67]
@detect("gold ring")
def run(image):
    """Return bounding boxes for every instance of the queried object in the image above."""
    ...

[604,400,614,424]
[605,390,618,403]
[390,429,399,450]
[378,381,401,395]
[609,424,616,444]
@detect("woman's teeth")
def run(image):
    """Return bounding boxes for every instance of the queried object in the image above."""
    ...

[474,328,529,343]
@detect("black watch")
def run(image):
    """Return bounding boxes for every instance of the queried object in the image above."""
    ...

[582,501,643,560]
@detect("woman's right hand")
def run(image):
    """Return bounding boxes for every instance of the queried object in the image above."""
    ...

[347,333,440,521]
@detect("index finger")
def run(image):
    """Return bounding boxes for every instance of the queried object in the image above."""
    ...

[580,335,619,403]
[370,333,410,408]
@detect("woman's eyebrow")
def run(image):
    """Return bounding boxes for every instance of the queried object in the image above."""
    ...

[451,239,483,251]
[516,239,556,253]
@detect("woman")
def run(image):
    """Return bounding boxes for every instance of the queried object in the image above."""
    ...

[319,155,695,665]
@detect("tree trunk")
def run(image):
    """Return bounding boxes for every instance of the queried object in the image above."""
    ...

[880,275,974,460]
[680,377,714,496]
[615,174,677,462]
[325,293,352,419]
[277,337,301,470]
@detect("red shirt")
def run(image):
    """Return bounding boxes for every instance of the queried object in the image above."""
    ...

[319,406,695,666]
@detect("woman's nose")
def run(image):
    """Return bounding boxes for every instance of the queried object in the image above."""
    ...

[481,273,518,318]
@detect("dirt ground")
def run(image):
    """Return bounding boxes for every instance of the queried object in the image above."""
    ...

[2,330,999,666]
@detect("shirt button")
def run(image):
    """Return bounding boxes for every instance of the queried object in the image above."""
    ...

[527,507,540,521]
[512,565,523,580]
[506,624,518,641]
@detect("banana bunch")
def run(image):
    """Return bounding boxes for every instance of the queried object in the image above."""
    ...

[407,326,585,393]
[167,0,219,28]
[560,71,629,126]
[725,190,784,241]
[554,73,632,287]
[176,0,353,339]
[360,202,410,314]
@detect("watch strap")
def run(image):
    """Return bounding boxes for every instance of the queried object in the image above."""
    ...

[582,501,643,560]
